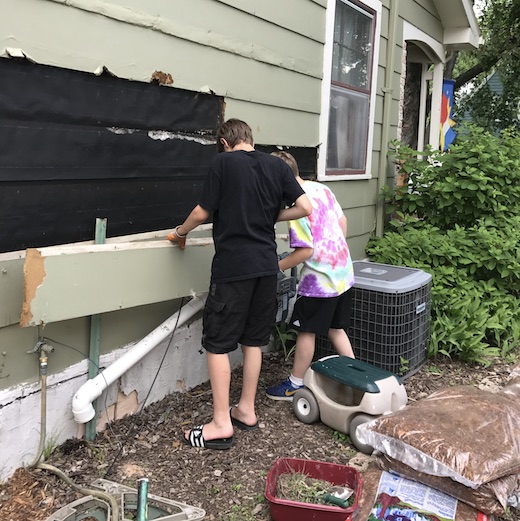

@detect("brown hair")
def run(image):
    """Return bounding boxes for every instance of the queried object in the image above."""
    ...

[216,119,254,152]
[271,151,299,177]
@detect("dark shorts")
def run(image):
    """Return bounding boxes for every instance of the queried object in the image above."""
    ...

[289,289,353,336]
[202,275,278,354]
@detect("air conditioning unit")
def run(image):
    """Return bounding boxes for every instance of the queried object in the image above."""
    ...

[316,261,432,378]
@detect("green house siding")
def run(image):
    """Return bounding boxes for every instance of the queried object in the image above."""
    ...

[2,0,326,147]
[402,0,444,42]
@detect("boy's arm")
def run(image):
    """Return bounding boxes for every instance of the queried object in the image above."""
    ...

[176,204,210,236]
[167,204,210,249]
[340,215,347,237]
[277,193,312,222]
[279,247,313,271]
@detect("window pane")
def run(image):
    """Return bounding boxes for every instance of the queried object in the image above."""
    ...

[331,1,373,89]
[327,85,369,172]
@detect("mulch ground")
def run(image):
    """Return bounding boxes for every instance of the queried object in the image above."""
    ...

[1,352,519,521]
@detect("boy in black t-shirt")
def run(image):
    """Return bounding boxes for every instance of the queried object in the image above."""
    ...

[168,119,311,449]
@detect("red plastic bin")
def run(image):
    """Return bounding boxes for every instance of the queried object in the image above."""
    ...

[265,457,362,521]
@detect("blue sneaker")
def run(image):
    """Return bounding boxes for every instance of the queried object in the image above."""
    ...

[266,379,304,401]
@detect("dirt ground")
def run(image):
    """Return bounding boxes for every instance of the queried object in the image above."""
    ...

[1,351,519,521]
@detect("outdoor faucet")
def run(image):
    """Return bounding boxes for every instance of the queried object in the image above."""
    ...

[28,341,54,376]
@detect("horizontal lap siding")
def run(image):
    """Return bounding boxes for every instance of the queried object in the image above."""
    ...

[402,0,444,41]
[1,0,325,119]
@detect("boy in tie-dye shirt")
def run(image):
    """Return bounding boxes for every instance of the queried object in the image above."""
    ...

[266,152,355,401]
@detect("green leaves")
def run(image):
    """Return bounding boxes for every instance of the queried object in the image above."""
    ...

[274,322,298,361]
[386,126,520,232]
[372,126,520,364]
[453,0,520,133]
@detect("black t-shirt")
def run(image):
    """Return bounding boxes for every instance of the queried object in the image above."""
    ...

[198,150,305,283]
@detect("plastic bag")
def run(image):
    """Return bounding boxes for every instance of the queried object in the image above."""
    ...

[357,386,520,488]
[376,453,518,516]
[499,363,520,400]
[353,464,492,521]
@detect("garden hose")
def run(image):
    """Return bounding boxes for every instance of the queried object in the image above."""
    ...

[38,462,120,521]
[27,343,120,520]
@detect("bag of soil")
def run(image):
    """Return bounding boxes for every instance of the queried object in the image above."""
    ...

[357,386,520,488]
[375,453,519,516]
[499,363,520,400]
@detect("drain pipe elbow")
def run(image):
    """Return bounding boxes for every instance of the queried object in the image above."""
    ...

[72,379,101,423]
[72,293,207,424]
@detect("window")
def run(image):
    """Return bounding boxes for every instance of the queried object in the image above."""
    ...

[325,0,376,177]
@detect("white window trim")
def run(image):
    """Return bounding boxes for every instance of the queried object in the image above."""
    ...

[318,0,382,181]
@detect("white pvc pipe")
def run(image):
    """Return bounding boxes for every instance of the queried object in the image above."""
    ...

[72,294,207,423]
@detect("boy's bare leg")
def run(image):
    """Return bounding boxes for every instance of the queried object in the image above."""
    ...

[328,328,355,358]
[232,345,262,426]
[185,351,234,441]
[291,332,316,380]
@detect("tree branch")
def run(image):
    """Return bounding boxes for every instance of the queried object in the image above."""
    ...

[454,58,498,90]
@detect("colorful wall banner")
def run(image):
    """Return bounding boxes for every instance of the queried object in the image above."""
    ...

[440,79,457,151]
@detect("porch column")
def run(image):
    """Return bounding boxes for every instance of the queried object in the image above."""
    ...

[417,63,429,152]
[429,61,444,150]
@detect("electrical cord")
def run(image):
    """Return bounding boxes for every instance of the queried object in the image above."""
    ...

[103,296,186,478]
[42,335,122,448]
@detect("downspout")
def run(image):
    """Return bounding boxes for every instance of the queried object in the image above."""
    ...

[72,293,207,424]
[376,0,400,237]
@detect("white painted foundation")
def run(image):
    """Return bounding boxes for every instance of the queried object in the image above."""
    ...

[0,317,244,481]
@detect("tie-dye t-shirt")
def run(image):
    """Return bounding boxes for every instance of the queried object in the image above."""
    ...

[289,181,354,297]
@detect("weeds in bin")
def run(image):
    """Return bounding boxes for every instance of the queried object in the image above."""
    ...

[276,471,339,505]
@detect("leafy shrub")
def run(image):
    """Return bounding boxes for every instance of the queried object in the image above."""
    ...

[367,126,520,364]
[385,126,520,231]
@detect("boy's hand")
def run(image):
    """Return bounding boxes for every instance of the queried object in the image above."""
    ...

[167,226,187,250]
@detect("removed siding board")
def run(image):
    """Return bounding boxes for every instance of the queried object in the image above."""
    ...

[20,240,214,327]
[20,234,292,327]
[1,57,318,253]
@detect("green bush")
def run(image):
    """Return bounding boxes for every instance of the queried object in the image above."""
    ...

[367,126,520,364]
[385,126,520,231]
